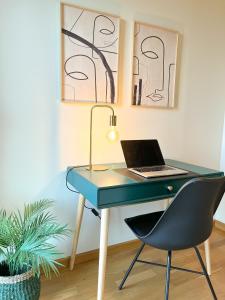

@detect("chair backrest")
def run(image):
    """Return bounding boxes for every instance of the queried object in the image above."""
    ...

[145,177,225,250]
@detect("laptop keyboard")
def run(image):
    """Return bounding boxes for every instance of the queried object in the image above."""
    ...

[133,166,173,172]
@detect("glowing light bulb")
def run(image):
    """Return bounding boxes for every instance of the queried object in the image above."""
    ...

[106,126,119,142]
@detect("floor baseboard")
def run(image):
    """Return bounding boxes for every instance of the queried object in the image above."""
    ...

[57,223,225,270]
[57,239,140,269]
[214,220,225,232]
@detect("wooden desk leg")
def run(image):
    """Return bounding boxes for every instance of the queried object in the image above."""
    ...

[69,194,85,271]
[204,239,211,275]
[164,199,171,210]
[97,208,110,300]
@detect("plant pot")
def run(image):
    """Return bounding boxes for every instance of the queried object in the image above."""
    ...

[0,270,40,300]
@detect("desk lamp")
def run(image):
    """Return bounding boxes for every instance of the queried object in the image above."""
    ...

[87,104,119,171]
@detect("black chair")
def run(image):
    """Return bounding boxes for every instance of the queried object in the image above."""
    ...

[119,177,225,300]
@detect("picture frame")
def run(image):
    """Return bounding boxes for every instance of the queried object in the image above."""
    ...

[61,4,120,104]
[131,21,179,108]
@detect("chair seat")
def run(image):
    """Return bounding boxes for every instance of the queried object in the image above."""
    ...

[125,211,164,239]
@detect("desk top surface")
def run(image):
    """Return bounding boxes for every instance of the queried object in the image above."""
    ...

[68,159,223,189]
[67,159,224,208]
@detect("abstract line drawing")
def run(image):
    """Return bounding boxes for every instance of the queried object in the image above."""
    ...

[61,4,120,103]
[132,22,178,108]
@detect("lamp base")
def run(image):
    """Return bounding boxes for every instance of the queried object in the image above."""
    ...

[86,165,109,171]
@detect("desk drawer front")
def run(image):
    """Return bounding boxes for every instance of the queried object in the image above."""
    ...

[98,178,189,208]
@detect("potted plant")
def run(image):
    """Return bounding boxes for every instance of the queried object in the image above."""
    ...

[0,199,69,300]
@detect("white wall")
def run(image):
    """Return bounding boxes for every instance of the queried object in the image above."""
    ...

[181,1,225,168]
[1,0,225,257]
[215,115,225,222]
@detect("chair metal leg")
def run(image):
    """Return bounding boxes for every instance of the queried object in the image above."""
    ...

[194,247,217,300]
[165,250,172,300]
[118,243,145,290]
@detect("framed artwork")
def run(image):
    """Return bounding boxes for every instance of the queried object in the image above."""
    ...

[132,22,179,108]
[61,4,120,104]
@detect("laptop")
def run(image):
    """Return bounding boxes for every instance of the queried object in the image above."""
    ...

[120,139,188,178]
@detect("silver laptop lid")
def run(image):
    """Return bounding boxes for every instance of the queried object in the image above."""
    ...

[120,139,165,168]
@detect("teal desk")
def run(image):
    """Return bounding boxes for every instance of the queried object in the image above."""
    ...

[67,159,223,300]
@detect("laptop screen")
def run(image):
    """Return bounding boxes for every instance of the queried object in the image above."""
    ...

[120,139,165,168]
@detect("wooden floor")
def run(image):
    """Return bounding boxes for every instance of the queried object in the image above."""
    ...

[40,228,225,300]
